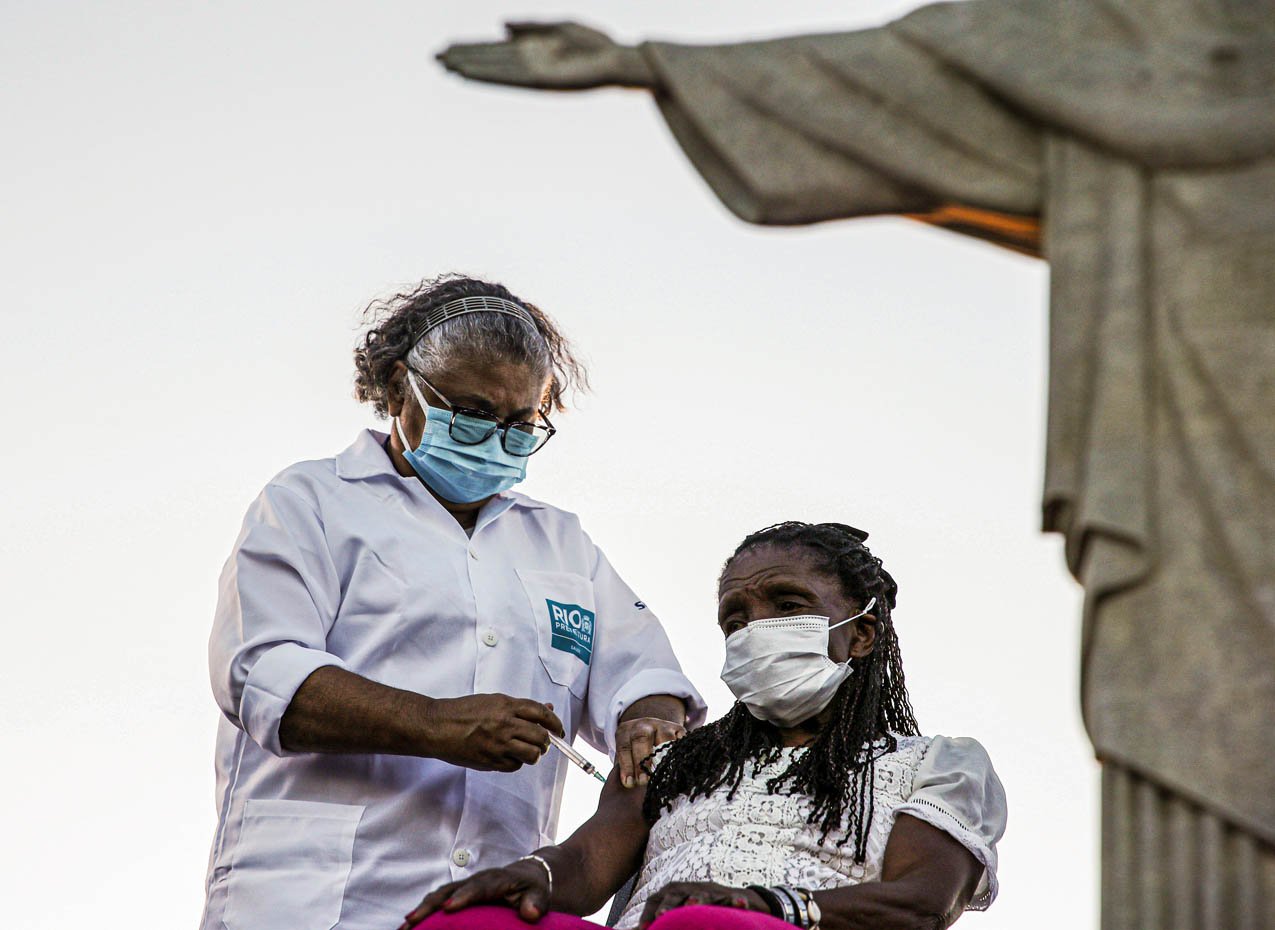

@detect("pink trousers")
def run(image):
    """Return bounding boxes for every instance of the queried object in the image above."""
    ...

[413,904,792,930]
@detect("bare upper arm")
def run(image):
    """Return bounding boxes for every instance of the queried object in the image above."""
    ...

[555,767,652,906]
[880,813,984,919]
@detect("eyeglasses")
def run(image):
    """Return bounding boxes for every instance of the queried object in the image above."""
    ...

[410,369,556,457]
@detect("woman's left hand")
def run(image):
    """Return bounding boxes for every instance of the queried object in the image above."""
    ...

[637,882,770,929]
[616,695,689,789]
[615,716,685,789]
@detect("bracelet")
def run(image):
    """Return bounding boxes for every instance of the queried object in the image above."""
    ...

[515,854,553,898]
[765,884,798,925]
[745,885,784,919]
[773,885,808,928]
[793,887,821,929]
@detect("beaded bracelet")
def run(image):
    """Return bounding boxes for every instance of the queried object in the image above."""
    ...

[792,887,821,929]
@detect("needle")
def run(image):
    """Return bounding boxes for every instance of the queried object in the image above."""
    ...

[547,733,607,783]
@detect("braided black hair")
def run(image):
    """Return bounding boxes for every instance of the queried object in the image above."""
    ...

[642,522,919,861]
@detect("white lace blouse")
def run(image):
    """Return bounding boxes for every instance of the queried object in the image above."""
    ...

[615,735,1006,930]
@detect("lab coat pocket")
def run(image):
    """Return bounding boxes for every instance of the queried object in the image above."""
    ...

[224,799,363,930]
[516,568,595,700]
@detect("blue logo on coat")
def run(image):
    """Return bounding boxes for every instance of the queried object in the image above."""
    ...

[546,600,595,664]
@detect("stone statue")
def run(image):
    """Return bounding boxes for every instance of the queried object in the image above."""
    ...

[439,3,1275,927]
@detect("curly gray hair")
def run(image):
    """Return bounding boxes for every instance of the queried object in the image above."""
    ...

[353,274,588,418]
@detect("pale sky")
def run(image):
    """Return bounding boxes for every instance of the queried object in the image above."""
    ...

[1,3,1094,928]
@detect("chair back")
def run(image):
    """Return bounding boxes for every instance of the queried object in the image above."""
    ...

[604,875,638,927]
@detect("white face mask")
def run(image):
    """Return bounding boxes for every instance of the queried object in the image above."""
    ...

[720,598,877,728]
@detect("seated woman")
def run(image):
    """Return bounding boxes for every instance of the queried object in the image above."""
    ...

[401,522,1007,930]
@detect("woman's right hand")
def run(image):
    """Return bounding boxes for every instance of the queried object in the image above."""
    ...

[421,693,564,771]
[399,859,552,929]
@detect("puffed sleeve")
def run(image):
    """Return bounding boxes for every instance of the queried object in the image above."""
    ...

[209,481,348,756]
[893,736,1007,910]
[576,542,707,756]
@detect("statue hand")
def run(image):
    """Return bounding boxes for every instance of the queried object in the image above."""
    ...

[437,22,655,90]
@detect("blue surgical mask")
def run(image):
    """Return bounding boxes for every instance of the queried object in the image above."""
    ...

[393,373,528,504]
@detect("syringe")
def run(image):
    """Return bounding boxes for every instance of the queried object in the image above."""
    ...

[547,733,607,783]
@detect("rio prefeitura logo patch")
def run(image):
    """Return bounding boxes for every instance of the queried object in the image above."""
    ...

[546,599,595,665]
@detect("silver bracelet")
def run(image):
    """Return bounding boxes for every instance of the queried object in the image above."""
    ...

[769,884,799,924]
[515,854,553,898]
[773,885,808,928]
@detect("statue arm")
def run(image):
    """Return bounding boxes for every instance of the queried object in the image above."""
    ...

[439,22,1044,252]
[639,31,1044,251]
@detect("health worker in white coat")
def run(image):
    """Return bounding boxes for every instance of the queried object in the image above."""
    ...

[202,275,707,930]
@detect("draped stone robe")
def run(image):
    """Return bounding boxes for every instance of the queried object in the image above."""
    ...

[633,2,1275,926]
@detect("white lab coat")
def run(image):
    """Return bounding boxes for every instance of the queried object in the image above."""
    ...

[201,430,706,930]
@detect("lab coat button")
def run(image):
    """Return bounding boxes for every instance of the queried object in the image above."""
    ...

[453,848,472,867]
[482,629,499,647]
[468,548,479,560]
